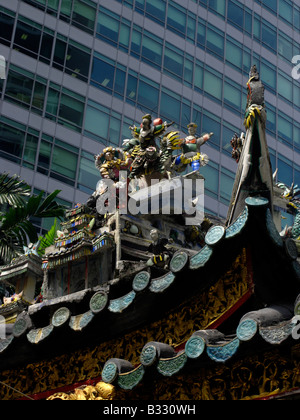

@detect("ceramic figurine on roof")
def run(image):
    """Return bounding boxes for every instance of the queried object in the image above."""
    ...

[128,114,174,180]
[277,182,300,242]
[95,147,131,182]
[171,123,212,174]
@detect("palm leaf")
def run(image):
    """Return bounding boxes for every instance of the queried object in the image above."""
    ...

[0,173,30,207]
[38,219,58,257]
[0,189,65,265]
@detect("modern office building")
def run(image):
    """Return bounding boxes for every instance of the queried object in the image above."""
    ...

[0,0,299,231]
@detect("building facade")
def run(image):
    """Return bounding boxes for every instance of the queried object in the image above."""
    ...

[0,0,299,230]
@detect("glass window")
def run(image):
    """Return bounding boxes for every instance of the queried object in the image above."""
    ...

[131,27,142,57]
[260,61,276,92]
[164,44,184,80]
[253,15,261,40]
[187,13,196,42]
[197,18,206,48]
[23,134,38,166]
[126,73,138,104]
[0,123,25,164]
[278,115,293,146]
[119,21,130,52]
[114,67,126,98]
[78,151,101,194]
[220,167,235,205]
[261,20,277,51]
[160,89,181,123]
[181,100,191,129]
[201,160,219,199]
[278,155,293,186]
[262,0,277,14]
[32,81,46,114]
[224,79,241,113]
[265,102,276,134]
[51,145,78,181]
[202,111,221,149]
[14,17,42,58]
[206,27,224,58]
[279,0,293,24]
[60,0,72,19]
[278,31,293,62]
[167,2,186,36]
[97,9,119,45]
[184,58,193,87]
[91,56,115,92]
[295,163,300,187]
[109,116,122,145]
[194,62,203,92]
[204,68,222,102]
[40,29,54,64]
[209,0,225,17]
[227,0,244,28]
[244,9,252,34]
[142,33,163,69]
[5,69,34,109]
[46,87,60,119]
[59,93,84,130]
[146,0,166,23]
[137,79,159,113]
[278,72,293,103]
[38,140,52,175]
[84,102,110,142]
[226,38,243,70]
[72,0,96,33]
[0,10,15,47]
[65,42,91,81]
[53,37,67,70]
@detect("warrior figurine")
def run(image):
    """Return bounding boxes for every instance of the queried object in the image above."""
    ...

[172,123,213,173]
[129,114,174,179]
[95,147,131,182]
[130,114,173,150]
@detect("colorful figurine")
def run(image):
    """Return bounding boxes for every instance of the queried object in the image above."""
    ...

[172,123,213,173]
[95,147,131,182]
[129,115,174,179]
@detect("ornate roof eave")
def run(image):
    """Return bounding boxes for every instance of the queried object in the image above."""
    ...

[0,254,43,285]
[100,300,300,393]
[0,197,299,371]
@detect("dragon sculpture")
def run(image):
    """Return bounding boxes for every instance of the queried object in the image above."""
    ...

[277,182,300,240]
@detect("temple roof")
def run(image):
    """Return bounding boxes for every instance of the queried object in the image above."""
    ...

[0,196,299,371]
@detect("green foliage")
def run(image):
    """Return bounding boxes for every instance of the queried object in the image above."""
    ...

[0,173,65,265]
[0,173,30,207]
[38,219,58,257]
